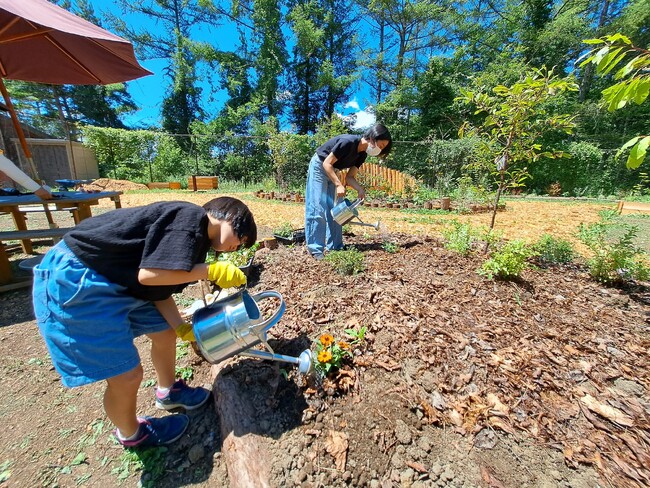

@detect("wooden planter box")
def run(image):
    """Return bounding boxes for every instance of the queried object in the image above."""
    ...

[147,182,172,189]
[188,176,219,190]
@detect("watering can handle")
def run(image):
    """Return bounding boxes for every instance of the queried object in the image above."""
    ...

[334,196,364,206]
[250,290,286,333]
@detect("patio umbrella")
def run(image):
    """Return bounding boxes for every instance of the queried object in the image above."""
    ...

[0,0,152,180]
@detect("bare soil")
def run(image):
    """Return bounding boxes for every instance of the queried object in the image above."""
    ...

[0,188,648,487]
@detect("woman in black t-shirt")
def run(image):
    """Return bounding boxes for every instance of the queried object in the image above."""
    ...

[305,123,392,259]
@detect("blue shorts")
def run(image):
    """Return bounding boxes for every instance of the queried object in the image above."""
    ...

[32,241,170,388]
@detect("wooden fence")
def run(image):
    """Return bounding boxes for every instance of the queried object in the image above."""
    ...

[344,163,417,195]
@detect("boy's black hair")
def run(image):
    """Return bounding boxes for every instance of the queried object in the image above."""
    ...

[363,123,393,157]
[203,197,257,247]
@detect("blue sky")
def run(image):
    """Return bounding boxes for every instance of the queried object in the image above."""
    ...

[88,0,376,131]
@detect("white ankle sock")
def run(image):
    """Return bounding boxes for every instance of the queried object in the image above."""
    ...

[117,425,141,441]
[157,386,171,396]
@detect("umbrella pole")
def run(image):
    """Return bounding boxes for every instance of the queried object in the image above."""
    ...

[0,78,41,181]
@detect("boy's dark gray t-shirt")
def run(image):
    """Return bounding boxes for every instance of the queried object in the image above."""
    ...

[64,201,211,301]
[316,135,367,170]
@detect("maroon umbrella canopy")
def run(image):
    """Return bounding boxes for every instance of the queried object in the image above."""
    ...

[0,0,152,181]
[0,0,152,84]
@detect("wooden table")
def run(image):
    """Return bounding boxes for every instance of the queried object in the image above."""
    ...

[0,191,122,254]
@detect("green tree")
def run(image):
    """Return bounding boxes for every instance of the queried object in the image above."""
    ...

[287,0,357,133]
[457,68,577,231]
[579,33,650,168]
[106,0,218,150]
[361,0,444,103]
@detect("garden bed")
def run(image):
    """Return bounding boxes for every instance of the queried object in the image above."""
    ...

[1,231,647,487]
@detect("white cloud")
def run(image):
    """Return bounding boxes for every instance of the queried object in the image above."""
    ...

[344,100,360,110]
[337,99,376,130]
[353,110,376,129]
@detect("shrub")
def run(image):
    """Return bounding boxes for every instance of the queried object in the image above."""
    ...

[578,211,649,283]
[479,239,535,280]
[382,241,399,253]
[324,248,365,275]
[442,221,476,256]
[533,234,574,265]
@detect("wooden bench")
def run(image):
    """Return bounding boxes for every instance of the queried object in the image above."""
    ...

[616,201,650,214]
[0,227,73,288]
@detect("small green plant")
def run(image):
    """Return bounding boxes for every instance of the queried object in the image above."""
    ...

[533,234,575,265]
[112,446,168,485]
[273,222,294,238]
[175,366,194,381]
[0,460,12,483]
[313,333,352,377]
[382,241,399,253]
[324,248,365,275]
[344,326,367,344]
[578,210,649,283]
[175,341,189,360]
[442,221,476,256]
[479,239,535,280]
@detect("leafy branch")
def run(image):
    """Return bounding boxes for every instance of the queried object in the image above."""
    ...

[579,33,650,169]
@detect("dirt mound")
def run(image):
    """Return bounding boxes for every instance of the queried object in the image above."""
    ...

[81,178,148,192]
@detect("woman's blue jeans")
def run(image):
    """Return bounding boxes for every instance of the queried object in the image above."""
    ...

[305,154,342,257]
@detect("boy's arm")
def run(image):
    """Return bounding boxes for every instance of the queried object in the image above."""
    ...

[139,262,246,288]
[138,263,210,286]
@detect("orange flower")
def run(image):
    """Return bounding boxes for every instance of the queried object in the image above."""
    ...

[319,334,334,346]
[338,341,350,349]
[317,350,333,363]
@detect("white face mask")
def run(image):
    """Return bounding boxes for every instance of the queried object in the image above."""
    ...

[366,144,381,157]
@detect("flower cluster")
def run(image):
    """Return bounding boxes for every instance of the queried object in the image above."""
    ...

[313,333,352,376]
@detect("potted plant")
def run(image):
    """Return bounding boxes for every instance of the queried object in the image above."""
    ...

[273,222,305,245]
[210,242,259,277]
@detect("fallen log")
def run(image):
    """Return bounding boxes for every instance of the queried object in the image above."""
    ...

[211,360,272,488]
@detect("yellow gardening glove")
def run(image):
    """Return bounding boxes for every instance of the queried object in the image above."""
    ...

[208,261,247,288]
[175,321,196,342]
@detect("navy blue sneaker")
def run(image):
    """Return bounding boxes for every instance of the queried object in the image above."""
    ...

[155,379,210,411]
[115,414,189,448]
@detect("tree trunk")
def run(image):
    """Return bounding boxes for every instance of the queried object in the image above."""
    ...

[489,172,505,231]
[579,0,610,101]
[211,360,274,488]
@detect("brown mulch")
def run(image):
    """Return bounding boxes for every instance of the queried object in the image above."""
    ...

[1,184,648,486]
[254,233,650,487]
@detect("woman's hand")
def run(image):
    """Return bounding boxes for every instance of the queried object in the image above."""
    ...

[336,184,346,198]
[356,187,366,201]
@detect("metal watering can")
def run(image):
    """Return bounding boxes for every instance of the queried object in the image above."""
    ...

[192,289,312,374]
[331,198,380,230]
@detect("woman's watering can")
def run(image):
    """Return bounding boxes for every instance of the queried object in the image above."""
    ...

[192,289,312,374]
[331,198,380,230]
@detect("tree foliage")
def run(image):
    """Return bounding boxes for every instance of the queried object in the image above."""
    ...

[579,33,650,168]
[457,68,578,229]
